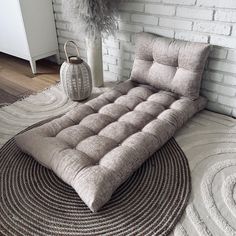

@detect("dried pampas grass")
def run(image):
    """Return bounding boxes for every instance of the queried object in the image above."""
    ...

[62,0,121,40]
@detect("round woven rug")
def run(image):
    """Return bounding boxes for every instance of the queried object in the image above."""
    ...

[0,122,191,236]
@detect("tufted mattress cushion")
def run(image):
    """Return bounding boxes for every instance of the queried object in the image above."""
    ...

[15,80,207,212]
[131,32,210,100]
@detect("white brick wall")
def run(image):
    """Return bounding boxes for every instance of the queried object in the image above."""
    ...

[215,9,236,22]
[193,22,231,35]
[176,7,213,20]
[197,0,236,8]
[53,0,236,118]
[159,18,192,30]
[145,4,175,16]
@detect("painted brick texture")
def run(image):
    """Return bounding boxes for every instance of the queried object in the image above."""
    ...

[52,0,236,117]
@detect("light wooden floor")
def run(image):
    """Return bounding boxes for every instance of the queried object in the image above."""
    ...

[0,52,60,104]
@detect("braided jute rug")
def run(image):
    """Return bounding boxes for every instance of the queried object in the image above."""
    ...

[0,118,191,236]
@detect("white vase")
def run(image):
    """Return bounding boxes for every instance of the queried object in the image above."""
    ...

[86,34,104,87]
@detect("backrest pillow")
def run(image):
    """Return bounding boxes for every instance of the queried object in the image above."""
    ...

[131,32,210,100]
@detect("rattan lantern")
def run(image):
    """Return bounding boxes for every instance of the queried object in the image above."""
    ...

[60,40,92,101]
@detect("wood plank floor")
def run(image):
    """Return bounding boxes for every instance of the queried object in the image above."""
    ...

[0,52,60,106]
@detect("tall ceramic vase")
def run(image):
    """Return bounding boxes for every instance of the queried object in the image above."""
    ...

[86,33,104,87]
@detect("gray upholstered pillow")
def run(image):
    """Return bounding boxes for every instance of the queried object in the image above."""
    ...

[131,32,210,100]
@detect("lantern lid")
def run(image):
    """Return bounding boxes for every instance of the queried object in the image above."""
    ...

[68,56,83,64]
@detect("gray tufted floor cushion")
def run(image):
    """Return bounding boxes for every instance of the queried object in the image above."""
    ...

[15,32,210,212]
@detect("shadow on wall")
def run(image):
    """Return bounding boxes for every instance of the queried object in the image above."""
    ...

[201,45,236,117]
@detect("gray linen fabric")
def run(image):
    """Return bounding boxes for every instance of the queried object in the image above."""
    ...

[131,32,210,100]
[15,33,210,212]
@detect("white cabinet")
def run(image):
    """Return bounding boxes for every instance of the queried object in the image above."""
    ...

[0,0,59,74]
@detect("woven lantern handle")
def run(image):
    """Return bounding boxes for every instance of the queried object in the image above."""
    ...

[64,40,80,63]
